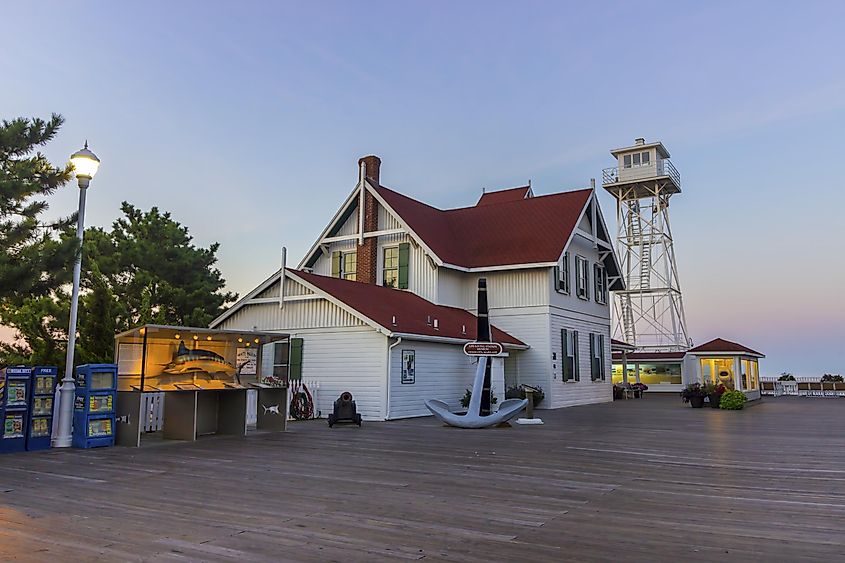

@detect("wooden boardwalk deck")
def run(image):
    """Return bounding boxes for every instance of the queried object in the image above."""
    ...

[1,396,844,562]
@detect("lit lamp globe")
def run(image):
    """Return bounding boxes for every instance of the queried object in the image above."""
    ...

[70,142,101,188]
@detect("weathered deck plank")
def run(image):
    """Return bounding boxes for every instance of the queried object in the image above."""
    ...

[0,396,843,561]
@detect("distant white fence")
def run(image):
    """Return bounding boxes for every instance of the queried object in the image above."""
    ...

[759,378,845,397]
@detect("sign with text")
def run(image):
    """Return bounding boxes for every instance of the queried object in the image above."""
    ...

[463,342,503,356]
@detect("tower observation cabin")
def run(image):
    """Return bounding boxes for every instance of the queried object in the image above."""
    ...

[602,138,689,353]
[602,138,681,197]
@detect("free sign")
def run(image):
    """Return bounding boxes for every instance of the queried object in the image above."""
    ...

[463,342,503,356]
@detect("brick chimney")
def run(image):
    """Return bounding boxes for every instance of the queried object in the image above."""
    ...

[357,155,380,284]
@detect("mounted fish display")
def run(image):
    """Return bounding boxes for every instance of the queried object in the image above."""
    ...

[145,341,238,389]
[114,325,290,391]
[162,342,237,377]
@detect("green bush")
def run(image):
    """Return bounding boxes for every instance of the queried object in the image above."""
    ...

[719,389,747,410]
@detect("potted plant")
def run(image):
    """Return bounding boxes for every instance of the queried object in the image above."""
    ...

[778,372,796,381]
[460,388,498,410]
[703,382,727,408]
[680,383,707,408]
[820,374,844,382]
[631,382,648,398]
[505,385,545,406]
[719,389,747,410]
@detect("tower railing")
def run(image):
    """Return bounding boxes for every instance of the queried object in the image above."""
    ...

[602,159,681,187]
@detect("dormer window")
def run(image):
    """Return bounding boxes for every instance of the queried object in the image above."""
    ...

[331,250,357,281]
[623,151,651,169]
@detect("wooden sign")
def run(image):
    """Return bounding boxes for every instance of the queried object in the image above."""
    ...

[463,342,503,356]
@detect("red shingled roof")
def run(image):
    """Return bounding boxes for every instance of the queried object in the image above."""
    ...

[476,186,531,206]
[688,338,764,357]
[290,269,526,346]
[374,185,592,269]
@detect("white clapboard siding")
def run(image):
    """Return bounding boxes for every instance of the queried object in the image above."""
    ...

[438,268,549,310]
[387,340,477,419]
[550,236,611,318]
[292,328,387,421]
[489,308,552,396]
[218,298,364,332]
[548,311,613,408]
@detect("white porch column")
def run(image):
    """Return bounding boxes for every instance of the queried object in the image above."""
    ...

[733,356,743,391]
[622,352,629,383]
[491,356,506,411]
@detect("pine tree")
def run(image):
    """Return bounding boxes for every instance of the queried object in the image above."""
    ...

[0,114,76,302]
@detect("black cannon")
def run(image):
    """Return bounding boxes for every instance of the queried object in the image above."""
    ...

[327,391,362,427]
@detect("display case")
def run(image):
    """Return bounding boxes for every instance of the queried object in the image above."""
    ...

[72,364,117,449]
[113,325,290,447]
[27,366,58,451]
[1,366,31,453]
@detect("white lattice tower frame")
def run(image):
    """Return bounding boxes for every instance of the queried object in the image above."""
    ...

[608,178,690,352]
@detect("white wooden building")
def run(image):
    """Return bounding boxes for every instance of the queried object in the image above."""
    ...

[211,156,624,420]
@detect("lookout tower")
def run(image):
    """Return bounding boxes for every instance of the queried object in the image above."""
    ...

[602,138,690,352]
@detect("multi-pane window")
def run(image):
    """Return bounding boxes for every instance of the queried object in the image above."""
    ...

[556,252,570,294]
[342,251,357,281]
[594,263,607,304]
[383,246,399,288]
[561,329,579,382]
[590,333,605,381]
[575,256,589,300]
[623,151,651,169]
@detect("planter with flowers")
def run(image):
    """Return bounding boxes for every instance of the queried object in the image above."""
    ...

[704,382,727,408]
[681,383,707,408]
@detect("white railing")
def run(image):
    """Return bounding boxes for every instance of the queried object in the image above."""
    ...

[602,159,681,187]
[759,377,845,397]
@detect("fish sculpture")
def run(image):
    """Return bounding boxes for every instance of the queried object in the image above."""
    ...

[162,341,236,377]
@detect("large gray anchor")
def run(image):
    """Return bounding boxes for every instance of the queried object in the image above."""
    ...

[425,279,527,428]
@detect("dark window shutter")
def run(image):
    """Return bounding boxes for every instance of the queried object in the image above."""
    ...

[554,266,561,292]
[590,333,597,380]
[573,331,580,381]
[398,242,410,289]
[600,334,606,380]
[331,251,341,278]
[563,253,570,293]
[593,264,600,303]
[561,328,569,381]
[289,338,303,381]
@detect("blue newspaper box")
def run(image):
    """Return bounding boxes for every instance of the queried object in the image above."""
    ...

[27,366,58,451]
[72,364,117,449]
[1,366,31,453]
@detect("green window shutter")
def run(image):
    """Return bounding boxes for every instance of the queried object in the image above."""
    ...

[593,264,600,303]
[600,334,606,380]
[331,251,341,278]
[574,331,580,381]
[563,253,569,294]
[289,338,303,381]
[398,242,410,289]
[554,266,561,292]
[561,328,569,381]
[590,333,597,380]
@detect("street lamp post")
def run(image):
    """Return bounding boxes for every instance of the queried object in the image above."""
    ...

[52,142,100,448]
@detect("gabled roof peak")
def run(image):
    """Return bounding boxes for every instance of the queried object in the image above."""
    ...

[476,185,533,207]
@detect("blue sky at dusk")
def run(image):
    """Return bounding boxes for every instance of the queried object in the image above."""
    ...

[2,1,844,376]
